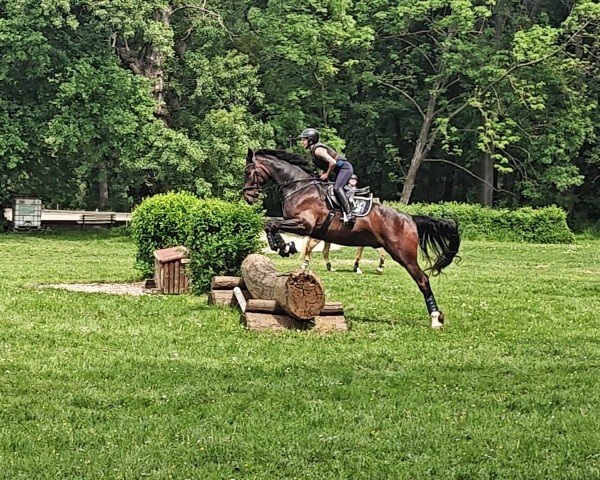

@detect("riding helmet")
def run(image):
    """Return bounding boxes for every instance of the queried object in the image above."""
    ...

[298,128,319,145]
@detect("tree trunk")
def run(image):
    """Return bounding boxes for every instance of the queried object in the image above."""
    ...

[400,149,425,205]
[241,254,325,320]
[147,7,171,120]
[400,86,439,204]
[443,172,454,199]
[98,164,109,209]
[479,151,494,206]
[113,6,172,123]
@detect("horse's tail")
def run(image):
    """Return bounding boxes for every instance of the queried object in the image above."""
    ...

[412,215,461,276]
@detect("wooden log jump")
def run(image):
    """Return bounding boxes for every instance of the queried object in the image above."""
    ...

[241,253,324,321]
[208,254,348,333]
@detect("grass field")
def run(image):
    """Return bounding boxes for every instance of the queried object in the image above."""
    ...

[0,229,599,479]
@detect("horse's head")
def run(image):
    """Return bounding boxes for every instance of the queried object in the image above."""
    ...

[242,148,270,205]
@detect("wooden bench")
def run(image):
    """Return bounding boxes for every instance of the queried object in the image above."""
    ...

[79,213,115,229]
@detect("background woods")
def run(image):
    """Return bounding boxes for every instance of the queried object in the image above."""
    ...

[1,0,598,228]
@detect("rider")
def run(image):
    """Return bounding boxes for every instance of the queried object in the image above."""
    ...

[298,128,355,225]
[345,174,358,203]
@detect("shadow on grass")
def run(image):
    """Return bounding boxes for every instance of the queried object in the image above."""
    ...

[347,314,422,328]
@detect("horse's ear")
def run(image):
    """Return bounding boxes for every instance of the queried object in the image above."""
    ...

[246,148,254,164]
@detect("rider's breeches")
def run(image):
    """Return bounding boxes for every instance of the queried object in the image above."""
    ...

[334,162,353,193]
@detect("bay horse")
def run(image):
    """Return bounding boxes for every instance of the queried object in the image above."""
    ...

[300,237,386,274]
[243,149,460,328]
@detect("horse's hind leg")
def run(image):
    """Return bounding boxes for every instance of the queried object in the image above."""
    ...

[376,247,385,274]
[301,237,320,269]
[323,242,335,271]
[406,261,444,328]
[354,246,364,274]
[385,239,444,328]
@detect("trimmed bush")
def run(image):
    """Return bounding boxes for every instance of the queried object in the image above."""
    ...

[130,192,201,277]
[385,201,574,243]
[185,199,264,293]
[131,192,264,292]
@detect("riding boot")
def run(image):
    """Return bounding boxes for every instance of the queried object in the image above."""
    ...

[334,189,355,225]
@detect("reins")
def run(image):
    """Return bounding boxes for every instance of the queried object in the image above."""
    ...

[278,178,322,202]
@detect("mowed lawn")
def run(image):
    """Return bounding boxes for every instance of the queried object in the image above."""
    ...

[0,230,599,479]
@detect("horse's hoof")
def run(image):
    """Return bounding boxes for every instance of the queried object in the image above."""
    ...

[376,267,384,274]
[355,268,363,275]
[300,262,308,270]
[288,241,297,255]
[326,262,332,271]
[431,311,444,329]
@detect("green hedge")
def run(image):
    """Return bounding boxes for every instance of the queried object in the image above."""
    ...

[186,199,264,293]
[131,192,264,293]
[131,192,201,277]
[385,201,574,243]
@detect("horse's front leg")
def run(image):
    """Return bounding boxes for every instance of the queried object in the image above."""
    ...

[265,229,280,252]
[265,218,313,258]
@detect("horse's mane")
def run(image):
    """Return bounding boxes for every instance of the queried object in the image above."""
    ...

[255,149,314,174]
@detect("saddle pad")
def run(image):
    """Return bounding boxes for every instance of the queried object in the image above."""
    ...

[325,185,374,217]
[352,195,373,217]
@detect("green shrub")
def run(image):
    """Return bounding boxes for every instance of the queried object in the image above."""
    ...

[131,192,264,293]
[385,201,574,243]
[130,192,201,277]
[185,199,264,293]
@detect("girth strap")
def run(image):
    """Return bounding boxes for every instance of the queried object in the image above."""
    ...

[312,211,336,237]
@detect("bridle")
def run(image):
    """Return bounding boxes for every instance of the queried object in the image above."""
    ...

[242,162,271,199]
[243,160,322,203]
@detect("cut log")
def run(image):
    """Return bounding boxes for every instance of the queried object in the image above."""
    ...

[209,287,251,307]
[208,290,235,306]
[211,276,245,290]
[245,299,284,314]
[241,254,325,320]
[245,299,343,316]
[319,302,344,316]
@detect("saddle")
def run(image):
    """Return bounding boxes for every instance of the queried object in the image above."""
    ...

[325,184,374,217]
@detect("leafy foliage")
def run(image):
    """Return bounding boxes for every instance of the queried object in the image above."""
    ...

[130,191,263,291]
[0,0,598,229]
[387,201,574,243]
[130,191,201,276]
[185,199,264,293]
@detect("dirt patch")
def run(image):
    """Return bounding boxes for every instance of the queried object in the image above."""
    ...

[42,282,149,296]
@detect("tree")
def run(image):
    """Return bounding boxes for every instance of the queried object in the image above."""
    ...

[351,0,598,205]
[244,0,373,146]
